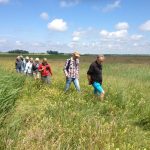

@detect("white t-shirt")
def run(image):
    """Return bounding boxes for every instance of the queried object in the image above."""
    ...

[24,62,33,74]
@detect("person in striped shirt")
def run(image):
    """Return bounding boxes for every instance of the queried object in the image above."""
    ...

[63,51,80,92]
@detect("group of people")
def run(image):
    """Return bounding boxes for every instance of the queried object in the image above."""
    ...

[63,51,105,100]
[15,56,52,84]
[15,51,105,101]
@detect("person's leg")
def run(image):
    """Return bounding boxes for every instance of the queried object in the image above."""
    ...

[46,76,50,84]
[94,88,97,95]
[28,73,33,77]
[16,69,20,73]
[73,78,80,92]
[65,78,72,92]
[92,82,98,95]
[33,72,36,80]
[19,68,22,73]
[41,76,46,83]
[37,72,40,79]
[92,82,105,101]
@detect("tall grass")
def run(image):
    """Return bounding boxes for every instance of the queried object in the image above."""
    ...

[0,57,150,149]
[0,68,25,122]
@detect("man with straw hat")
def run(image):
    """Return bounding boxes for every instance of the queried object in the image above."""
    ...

[63,51,80,92]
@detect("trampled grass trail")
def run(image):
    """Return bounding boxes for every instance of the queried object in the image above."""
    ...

[0,58,150,149]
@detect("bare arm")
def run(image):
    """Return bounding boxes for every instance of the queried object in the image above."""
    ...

[87,74,92,85]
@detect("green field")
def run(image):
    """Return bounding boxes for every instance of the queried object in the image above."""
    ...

[0,54,150,149]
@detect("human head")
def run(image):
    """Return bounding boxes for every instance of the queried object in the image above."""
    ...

[96,54,105,64]
[16,56,20,61]
[30,57,33,63]
[25,56,29,61]
[72,51,80,60]
[42,58,48,65]
[35,58,40,63]
[20,55,24,60]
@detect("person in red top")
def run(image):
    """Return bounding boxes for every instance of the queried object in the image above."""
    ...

[38,58,52,84]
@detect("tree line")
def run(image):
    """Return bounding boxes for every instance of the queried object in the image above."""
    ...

[8,50,29,54]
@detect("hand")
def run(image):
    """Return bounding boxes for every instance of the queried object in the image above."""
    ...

[88,80,92,85]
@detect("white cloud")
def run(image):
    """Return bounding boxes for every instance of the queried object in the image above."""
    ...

[0,38,7,44]
[72,31,83,42]
[32,42,44,47]
[140,20,150,31]
[16,41,23,46]
[115,22,129,30]
[48,19,68,32]
[60,0,80,7]
[100,30,109,37]
[100,29,128,38]
[72,36,80,42]
[0,0,9,4]
[72,31,82,37]
[133,43,138,47]
[1,24,150,54]
[131,34,143,40]
[102,0,121,12]
[40,12,49,20]
[1,38,150,54]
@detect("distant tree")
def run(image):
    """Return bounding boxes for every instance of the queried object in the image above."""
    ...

[8,49,29,54]
[47,50,58,54]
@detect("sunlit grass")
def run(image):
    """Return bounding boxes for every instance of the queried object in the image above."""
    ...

[0,56,150,149]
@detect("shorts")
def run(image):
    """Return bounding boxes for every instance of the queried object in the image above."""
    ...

[92,82,104,95]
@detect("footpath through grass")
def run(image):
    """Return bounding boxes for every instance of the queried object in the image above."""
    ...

[0,60,150,149]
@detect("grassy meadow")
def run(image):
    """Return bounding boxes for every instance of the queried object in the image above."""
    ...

[0,54,150,150]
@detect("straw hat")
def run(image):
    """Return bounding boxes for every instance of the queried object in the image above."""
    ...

[30,57,33,61]
[35,58,39,61]
[73,51,80,57]
[17,56,20,59]
[43,58,48,63]
[25,56,29,60]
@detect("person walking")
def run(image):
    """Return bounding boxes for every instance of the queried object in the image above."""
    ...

[24,57,33,76]
[15,56,22,73]
[63,51,80,92]
[23,56,29,72]
[32,58,40,80]
[87,54,105,101]
[38,58,52,84]
[20,55,25,73]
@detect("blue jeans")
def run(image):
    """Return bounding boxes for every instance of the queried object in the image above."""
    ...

[92,82,104,95]
[65,78,80,92]
[16,68,21,73]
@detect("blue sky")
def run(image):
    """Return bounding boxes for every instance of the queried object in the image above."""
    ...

[0,0,150,54]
